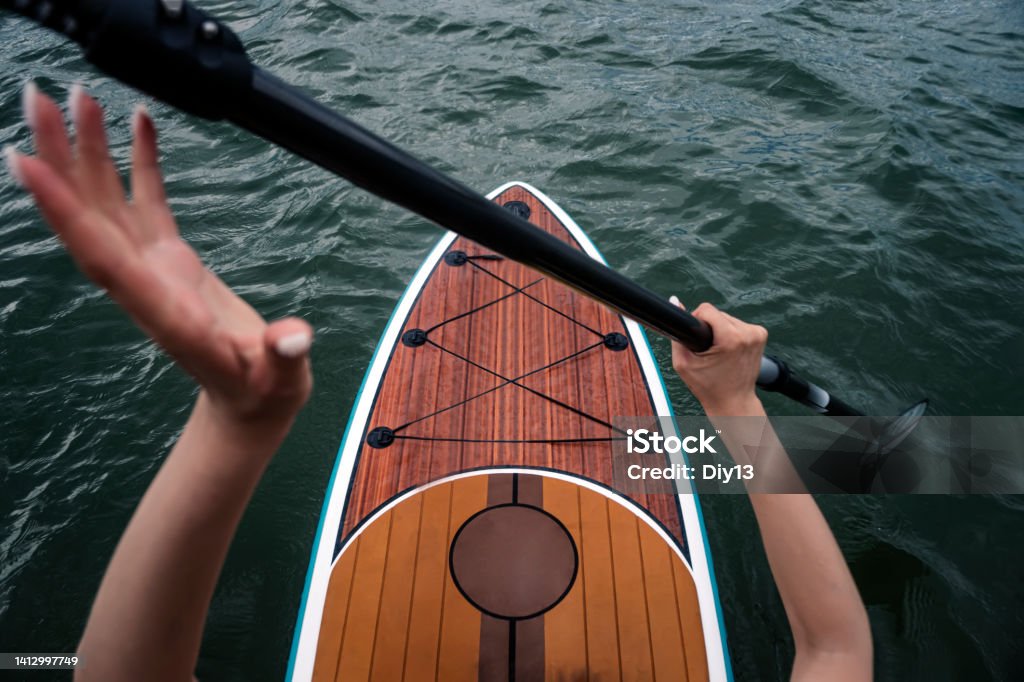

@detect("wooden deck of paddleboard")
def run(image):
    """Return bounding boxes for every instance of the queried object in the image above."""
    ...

[340,185,684,547]
[306,185,713,681]
[313,473,707,681]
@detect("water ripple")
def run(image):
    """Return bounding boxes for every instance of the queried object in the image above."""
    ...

[1,1,1022,679]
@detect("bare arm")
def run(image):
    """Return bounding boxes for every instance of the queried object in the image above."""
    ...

[669,297,872,681]
[7,83,313,681]
[75,396,297,681]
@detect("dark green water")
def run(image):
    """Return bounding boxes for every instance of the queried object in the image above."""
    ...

[1,1,1022,680]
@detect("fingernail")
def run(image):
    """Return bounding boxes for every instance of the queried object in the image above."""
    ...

[669,295,681,307]
[131,102,149,136]
[22,80,39,130]
[4,146,25,188]
[275,332,312,358]
[68,83,85,125]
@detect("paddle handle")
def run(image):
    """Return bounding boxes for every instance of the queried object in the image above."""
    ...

[1,0,865,417]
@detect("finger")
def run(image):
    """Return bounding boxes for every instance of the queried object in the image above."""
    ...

[669,295,695,373]
[691,301,725,323]
[691,302,743,352]
[23,81,75,183]
[5,145,27,188]
[264,317,314,396]
[715,307,747,330]
[130,103,164,204]
[13,151,135,291]
[68,84,128,220]
[692,302,735,333]
[740,321,768,349]
[8,146,198,352]
[713,308,766,347]
[130,103,177,240]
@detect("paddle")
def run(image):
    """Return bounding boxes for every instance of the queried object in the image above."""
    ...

[1,0,926,420]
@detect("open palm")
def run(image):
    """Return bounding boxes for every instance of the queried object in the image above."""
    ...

[8,84,312,422]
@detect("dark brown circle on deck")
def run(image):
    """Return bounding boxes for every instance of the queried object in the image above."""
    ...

[449,503,578,620]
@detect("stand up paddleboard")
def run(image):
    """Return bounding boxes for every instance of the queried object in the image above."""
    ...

[286,183,731,681]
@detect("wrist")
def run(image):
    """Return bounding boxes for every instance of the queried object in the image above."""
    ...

[190,392,297,459]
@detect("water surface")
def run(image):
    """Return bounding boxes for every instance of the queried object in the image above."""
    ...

[1,1,1022,679]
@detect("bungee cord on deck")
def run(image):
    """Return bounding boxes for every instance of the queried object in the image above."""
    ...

[371,253,632,448]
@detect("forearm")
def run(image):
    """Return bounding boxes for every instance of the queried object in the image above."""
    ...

[747,479,872,650]
[669,299,871,678]
[750,493,872,679]
[12,83,312,681]
[76,393,292,682]
[709,398,872,677]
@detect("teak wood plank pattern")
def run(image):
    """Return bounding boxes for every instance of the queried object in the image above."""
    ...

[403,482,455,682]
[338,186,686,552]
[314,473,708,681]
[540,478,589,678]
[368,491,423,680]
[435,475,487,681]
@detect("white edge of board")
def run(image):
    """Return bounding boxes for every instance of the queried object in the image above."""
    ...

[286,181,732,681]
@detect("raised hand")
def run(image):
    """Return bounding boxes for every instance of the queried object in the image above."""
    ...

[5,83,312,425]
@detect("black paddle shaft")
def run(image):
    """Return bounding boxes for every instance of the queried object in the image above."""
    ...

[1,0,865,417]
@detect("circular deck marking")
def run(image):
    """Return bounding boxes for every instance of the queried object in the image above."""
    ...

[449,503,578,620]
